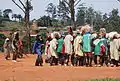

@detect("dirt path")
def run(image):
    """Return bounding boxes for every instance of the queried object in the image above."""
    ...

[0,53,120,81]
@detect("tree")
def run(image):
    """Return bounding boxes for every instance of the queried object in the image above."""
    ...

[12,14,18,21]
[0,10,2,17]
[93,11,103,31]
[3,9,12,20]
[61,0,81,29]
[106,9,120,32]
[0,10,3,24]
[76,3,87,26]
[46,3,57,19]
[57,0,70,26]
[37,15,52,27]
[85,7,95,26]
[12,0,33,53]
[17,14,22,22]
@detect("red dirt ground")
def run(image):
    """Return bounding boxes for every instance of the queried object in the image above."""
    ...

[0,52,120,81]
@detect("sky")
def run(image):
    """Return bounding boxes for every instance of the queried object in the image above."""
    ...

[0,0,120,20]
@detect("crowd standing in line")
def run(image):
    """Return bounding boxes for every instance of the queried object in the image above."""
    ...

[44,25,120,67]
[3,25,120,67]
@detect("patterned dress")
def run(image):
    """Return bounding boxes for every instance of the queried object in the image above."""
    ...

[64,34,73,55]
[74,35,83,56]
[49,38,58,58]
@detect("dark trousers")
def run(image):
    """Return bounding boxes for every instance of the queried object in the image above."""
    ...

[50,56,58,66]
[94,55,109,66]
[84,52,93,66]
[12,50,18,60]
[58,53,65,65]
[111,59,119,67]
[75,56,84,66]
[71,54,75,66]
[35,55,43,66]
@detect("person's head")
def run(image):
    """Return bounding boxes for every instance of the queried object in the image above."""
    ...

[13,32,19,40]
[36,35,41,41]
[67,27,73,35]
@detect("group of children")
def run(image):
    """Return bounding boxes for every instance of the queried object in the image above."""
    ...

[43,25,120,67]
[3,32,23,62]
[3,25,120,67]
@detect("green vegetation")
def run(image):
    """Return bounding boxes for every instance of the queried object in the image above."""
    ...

[85,78,120,81]
[0,33,6,52]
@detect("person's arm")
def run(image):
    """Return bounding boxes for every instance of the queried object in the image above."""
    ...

[32,41,37,54]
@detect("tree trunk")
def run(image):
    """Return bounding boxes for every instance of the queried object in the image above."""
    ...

[70,0,76,30]
[25,0,31,53]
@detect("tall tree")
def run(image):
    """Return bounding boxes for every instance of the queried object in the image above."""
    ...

[46,3,57,19]
[76,3,87,26]
[57,0,70,26]
[3,9,12,19]
[93,11,103,31]
[12,0,33,53]
[85,7,95,26]
[0,10,2,17]
[12,14,18,21]
[17,14,22,22]
[37,15,52,27]
[62,0,81,29]
[106,9,120,32]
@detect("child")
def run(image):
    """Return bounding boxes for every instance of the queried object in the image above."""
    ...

[93,34,102,67]
[110,34,120,67]
[45,37,51,63]
[49,32,59,66]
[32,35,43,66]
[82,25,92,67]
[3,38,10,60]
[18,38,23,58]
[74,31,84,66]
[64,27,73,66]
[11,32,19,62]
[57,34,65,65]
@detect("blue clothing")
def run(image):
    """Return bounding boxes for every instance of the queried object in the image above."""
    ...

[32,40,42,56]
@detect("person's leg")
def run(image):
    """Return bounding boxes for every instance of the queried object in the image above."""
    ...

[74,55,78,66]
[61,54,64,65]
[84,52,89,67]
[115,60,119,67]
[80,56,84,66]
[105,55,109,66]
[78,56,81,66]
[55,57,58,65]
[94,55,97,66]
[66,54,70,66]
[12,50,18,61]
[100,55,104,66]
[35,55,40,66]
[89,52,93,67]
[39,55,43,66]
[71,54,75,66]
[50,56,54,66]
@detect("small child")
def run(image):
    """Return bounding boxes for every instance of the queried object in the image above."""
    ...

[74,32,84,66]
[3,38,10,60]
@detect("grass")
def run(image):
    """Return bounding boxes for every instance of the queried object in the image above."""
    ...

[4,78,120,81]
[85,78,120,81]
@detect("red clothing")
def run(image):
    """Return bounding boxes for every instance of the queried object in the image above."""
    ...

[18,39,23,52]
[61,44,65,54]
